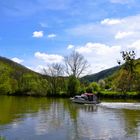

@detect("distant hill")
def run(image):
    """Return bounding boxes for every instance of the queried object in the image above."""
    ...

[81,66,120,83]
[0,56,39,74]
[0,56,48,96]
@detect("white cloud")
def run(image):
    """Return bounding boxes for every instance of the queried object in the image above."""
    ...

[11,57,24,64]
[127,40,140,56]
[34,65,48,73]
[115,31,134,39]
[34,52,64,64]
[101,18,122,25]
[67,14,140,45]
[75,42,122,73]
[67,44,74,49]
[47,34,56,38]
[32,31,44,38]
[129,40,140,50]
[74,40,140,73]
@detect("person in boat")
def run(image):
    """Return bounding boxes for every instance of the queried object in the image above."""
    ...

[81,93,97,101]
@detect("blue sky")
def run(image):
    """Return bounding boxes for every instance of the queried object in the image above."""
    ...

[0,0,140,74]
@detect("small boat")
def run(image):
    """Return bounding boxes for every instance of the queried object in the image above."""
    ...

[70,93,100,104]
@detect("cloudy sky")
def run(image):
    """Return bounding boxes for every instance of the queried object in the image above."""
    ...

[0,0,140,74]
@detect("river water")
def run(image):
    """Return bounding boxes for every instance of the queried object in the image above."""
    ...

[0,96,140,140]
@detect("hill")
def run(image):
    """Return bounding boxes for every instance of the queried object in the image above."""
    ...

[0,56,39,74]
[81,66,120,83]
[0,56,48,96]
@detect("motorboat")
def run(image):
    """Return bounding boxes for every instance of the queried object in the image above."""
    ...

[70,93,100,104]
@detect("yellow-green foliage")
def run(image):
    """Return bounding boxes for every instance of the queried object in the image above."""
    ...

[89,82,100,92]
[0,57,49,96]
[105,59,140,93]
[19,73,49,96]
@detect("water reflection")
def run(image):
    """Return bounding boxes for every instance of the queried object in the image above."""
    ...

[0,96,140,140]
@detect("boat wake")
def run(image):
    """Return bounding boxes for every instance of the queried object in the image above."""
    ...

[99,102,140,110]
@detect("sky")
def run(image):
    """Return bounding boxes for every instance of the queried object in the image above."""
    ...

[0,0,140,74]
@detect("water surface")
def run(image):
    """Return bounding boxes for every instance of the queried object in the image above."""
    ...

[0,96,140,140]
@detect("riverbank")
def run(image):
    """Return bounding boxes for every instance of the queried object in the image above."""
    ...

[1,90,140,99]
[99,91,140,99]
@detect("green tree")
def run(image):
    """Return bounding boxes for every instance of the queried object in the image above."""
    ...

[98,79,105,90]
[43,63,64,95]
[0,65,14,94]
[19,73,48,96]
[89,82,100,92]
[67,75,80,96]
[117,51,140,92]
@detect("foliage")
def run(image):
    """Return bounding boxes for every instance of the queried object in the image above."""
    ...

[98,79,105,90]
[19,73,49,96]
[67,75,80,96]
[43,63,66,95]
[0,52,140,98]
[100,90,139,98]
[114,51,140,92]
[0,57,49,96]
[88,82,100,93]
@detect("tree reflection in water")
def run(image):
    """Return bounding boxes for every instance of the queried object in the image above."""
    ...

[0,96,140,140]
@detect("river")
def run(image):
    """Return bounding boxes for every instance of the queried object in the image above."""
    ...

[0,96,140,140]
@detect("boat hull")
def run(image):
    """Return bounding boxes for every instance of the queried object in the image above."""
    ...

[71,98,100,104]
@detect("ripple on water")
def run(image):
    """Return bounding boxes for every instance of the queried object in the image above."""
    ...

[99,102,140,110]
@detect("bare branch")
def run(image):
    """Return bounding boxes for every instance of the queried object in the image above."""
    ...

[64,51,89,78]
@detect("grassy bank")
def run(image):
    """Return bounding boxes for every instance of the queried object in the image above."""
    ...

[99,91,140,99]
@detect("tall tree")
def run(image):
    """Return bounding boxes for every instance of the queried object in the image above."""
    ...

[117,50,140,92]
[43,63,64,95]
[67,75,80,96]
[64,51,89,78]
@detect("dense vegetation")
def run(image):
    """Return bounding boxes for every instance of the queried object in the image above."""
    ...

[0,56,49,96]
[0,50,140,98]
[80,51,140,98]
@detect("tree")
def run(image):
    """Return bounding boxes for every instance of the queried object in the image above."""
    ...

[117,50,140,92]
[64,51,89,78]
[67,75,80,96]
[19,73,49,96]
[89,82,100,92]
[98,79,105,90]
[43,63,64,95]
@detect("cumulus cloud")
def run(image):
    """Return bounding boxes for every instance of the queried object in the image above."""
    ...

[115,31,134,39]
[32,31,44,38]
[11,57,24,64]
[74,39,140,73]
[34,65,48,73]
[127,40,140,56]
[47,34,56,38]
[101,18,122,25]
[34,52,64,63]
[74,42,122,73]
[67,44,74,49]
[67,14,140,44]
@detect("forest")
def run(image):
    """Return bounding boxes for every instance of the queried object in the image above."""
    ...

[0,50,140,98]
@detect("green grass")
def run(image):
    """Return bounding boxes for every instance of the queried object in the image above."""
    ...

[99,90,140,98]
